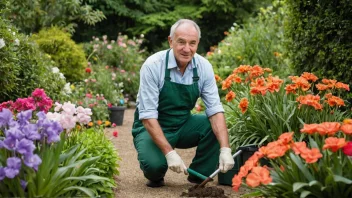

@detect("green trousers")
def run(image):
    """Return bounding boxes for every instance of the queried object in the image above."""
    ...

[133,114,220,181]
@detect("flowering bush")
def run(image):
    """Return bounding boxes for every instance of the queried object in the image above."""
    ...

[232,121,352,197]
[222,65,350,150]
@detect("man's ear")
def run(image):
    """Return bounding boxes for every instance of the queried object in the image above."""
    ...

[167,36,172,48]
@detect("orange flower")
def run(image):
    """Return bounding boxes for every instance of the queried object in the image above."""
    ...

[251,166,272,185]
[245,172,261,187]
[292,77,311,91]
[301,72,318,82]
[316,122,341,136]
[300,148,323,163]
[341,124,352,135]
[232,175,242,191]
[296,94,323,110]
[233,65,251,74]
[266,75,283,93]
[226,91,236,102]
[316,83,329,91]
[323,137,347,152]
[264,68,272,73]
[76,125,81,130]
[222,79,232,90]
[278,132,294,145]
[326,96,345,107]
[291,142,308,155]
[273,52,281,57]
[97,120,103,125]
[239,98,249,113]
[343,119,352,124]
[285,84,298,94]
[335,82,350,91]
[300,123,319,134]
[214,74,222,82]
[249,65,264,79]
[322,79,337,88]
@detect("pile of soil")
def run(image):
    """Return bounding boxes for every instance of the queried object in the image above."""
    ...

[181,185,228,198]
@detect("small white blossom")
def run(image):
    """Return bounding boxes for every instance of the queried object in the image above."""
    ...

[12,32,16,36]
[14,38,20,46]
[52,67,60,73]
[63,83,72,94]
[118,82,124,87]
[0,38,5,49]
[59,73,65,79]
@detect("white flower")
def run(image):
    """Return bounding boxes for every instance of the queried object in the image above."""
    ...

[14,39,20,46]
[63,83,72,94]
[12,32,16,36]
[118,82,124,87]
[0,38,5,49]
[51,67,60,73]
[140,34,144,38]
[8,28,11,32]
[120,89,124,93]
[59,73,65,79]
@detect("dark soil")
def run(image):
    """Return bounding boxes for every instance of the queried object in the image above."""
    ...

[181,185,228,198]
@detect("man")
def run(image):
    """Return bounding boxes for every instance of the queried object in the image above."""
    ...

[132,19,234,188]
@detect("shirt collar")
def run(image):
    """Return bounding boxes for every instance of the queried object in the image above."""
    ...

[167,49,196,70]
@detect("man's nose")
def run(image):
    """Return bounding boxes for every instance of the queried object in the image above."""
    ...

[183,43,191,52]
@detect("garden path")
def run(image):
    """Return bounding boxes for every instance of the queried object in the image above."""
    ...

[106,108,251,198]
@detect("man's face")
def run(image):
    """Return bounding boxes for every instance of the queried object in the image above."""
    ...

[168,23,199,68]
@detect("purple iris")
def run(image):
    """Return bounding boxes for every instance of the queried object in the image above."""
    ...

[17,110,33,126]
[0,108,13,128]
[41,119,63,143]
[23,154,42,171]
[20,180,27,190]
[4,157,21,178]
[16,139,35,156]
[3,136,18,151]
[5,127,24,140]
[22,123,41,141]
[0,167,5,180]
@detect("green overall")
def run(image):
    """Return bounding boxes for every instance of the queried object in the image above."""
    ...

[132,50,220,182]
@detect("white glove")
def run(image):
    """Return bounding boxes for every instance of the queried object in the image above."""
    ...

[219,147,235,173]
[165,150,188,175]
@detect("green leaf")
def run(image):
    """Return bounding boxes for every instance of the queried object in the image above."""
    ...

[293,182,309,192]
[63,175,110,182]
[333,175,352,184]
[289,153,314,181]
[63,186,96,197]
[300,191,311,198]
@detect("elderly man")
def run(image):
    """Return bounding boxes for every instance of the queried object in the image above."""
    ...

[132,19,234,187]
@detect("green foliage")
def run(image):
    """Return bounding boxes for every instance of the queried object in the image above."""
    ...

[32,27,87,83]
[207,1,290,81]
[0,17,66,102]
[2,0,105,34]
[65,128,120,197]
[284,0,352,91]
[74,0,272,53]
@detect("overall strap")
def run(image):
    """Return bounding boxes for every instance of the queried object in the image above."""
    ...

[192,57,199,82]
[165,49,171,81]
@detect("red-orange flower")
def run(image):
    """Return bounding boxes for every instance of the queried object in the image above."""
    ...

[291,142,308,155]
[316,122,341,136]
[340,124,352,135]
[239,98,249,113]
[233,65,251,74]
[335,82,350,91]
[85,67,92,73]
[323,137,347,152]
[301,72,318,82]
[226,91,236,102]
[326,95,345,107]
[232,174,243,191]
[343,119,352,124]
[316,83,329,91]
[300,148,323,163]
[300,123,319,134]
[285,84,298,94]
[214,74,222,82]
[222,79,232,90]
[278,132,294,145]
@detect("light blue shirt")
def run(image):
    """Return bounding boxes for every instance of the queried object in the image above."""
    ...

[136,49,224,120]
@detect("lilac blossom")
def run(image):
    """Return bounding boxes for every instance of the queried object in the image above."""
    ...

[23,154,42,171]
[22,123,40,141]
[4,157,21,178]
[0,167,5,180]
[20,180,27,190]
[17,109,33,126]
[0,108,13,128]
[16,139,35,156]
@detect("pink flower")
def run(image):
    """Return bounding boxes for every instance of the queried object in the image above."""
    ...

[107,45,112,49]
[343,142,352,156]
[112,123,116,127]
[120,70,125,73]
[86,93,92,98]
[113,131,118,137]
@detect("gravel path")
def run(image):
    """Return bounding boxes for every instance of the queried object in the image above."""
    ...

[106,108,252,198]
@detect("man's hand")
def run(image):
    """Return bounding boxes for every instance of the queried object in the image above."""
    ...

[165,150,188,175]
[219,147,235,173]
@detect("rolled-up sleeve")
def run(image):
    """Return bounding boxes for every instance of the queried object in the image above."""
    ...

[200,61,224,117]
[138,63,160,120]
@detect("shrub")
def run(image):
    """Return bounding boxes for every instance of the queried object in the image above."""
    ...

[0,18,66,102]
[66,127,120,197]
[207,1,290,81]
[284,0,352,93]
[32,26,87,83]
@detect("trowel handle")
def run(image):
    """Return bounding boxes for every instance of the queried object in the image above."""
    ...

[187,168,208,180]
[208,150,243,179]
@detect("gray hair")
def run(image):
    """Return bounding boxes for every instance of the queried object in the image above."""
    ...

[169,19,201,39]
